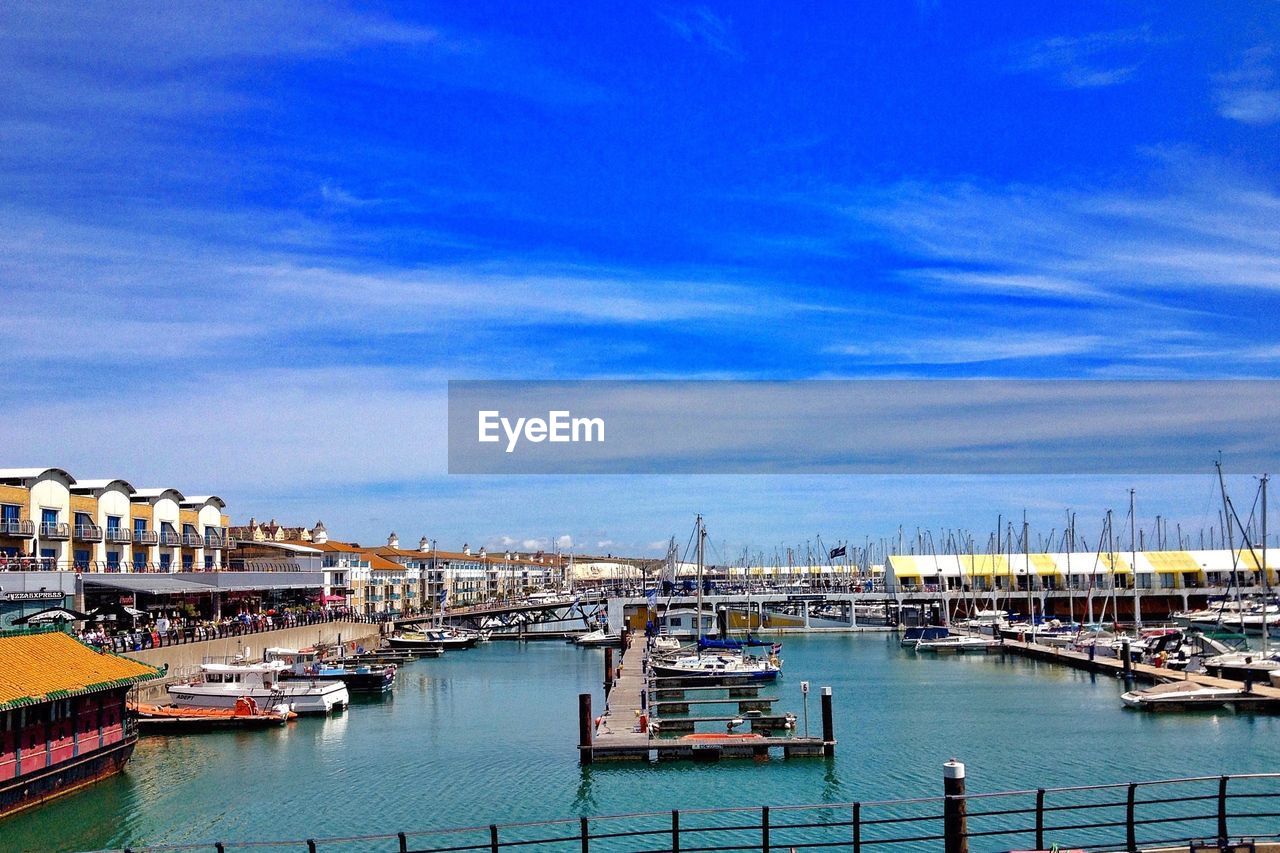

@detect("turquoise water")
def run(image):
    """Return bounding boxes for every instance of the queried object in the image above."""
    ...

[6,634,1280,852]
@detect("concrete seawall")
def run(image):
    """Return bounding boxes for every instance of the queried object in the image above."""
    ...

[123,621,383,701]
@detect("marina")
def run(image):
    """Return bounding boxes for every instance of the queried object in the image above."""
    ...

[4,632,1279,851]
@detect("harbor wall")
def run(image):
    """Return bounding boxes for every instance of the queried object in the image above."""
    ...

[123,621,383,701]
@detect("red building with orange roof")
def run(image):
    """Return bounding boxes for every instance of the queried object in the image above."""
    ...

[0,628,160,819]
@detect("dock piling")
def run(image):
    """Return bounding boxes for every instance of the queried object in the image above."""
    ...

[943,759,968,853]
[820,686,834,756]
[1121,639,1133,681]
[578,693,593,764]
[604,647,614,692]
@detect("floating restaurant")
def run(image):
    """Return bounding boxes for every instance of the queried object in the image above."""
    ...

[0,628,160,818]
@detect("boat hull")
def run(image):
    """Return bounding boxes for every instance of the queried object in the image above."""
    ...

[281,669,396,693]
[166,683,349,715]
[0,737,136,820]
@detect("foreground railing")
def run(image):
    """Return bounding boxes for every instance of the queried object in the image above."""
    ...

[98,768,1280,853]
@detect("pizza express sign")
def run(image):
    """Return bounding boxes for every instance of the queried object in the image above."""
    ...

[1,591,66,602]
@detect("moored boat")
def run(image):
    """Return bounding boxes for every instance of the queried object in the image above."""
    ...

[166,662,350,715]
[915,634,996,654]
[132,697,294,733]
[651,651,781,682]
[265,647,397,693]
[573,629,622,647]
[1120,680,1260,711]
[384,633,447,654]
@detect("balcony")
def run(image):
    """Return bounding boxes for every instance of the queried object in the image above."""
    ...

[135,530,159,546]
[226,535,238,550]
[180,533,202,547]
[106,528,133,544]
[40,522,70,540]
[75,524,103,541]
[204,532,225,549]
[0,519,34,538]
[159,531,182,547]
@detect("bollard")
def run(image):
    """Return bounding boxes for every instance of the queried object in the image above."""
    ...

[578,693,593,764]
[604,647,615,692]
[820,686,835,756]
[943,759,968,853]
[1121,639,1132,680]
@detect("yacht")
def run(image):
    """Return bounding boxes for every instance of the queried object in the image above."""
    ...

[264,647,396,693]
[167,661,350,715]
[1121,680,1258,711]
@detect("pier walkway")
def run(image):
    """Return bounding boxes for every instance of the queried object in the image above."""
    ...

[579,638,832,762]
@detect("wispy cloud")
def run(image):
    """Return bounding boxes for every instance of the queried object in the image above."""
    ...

[1214,45,1280,125]
[828,334,1105,366]
[1004,26,1154,88]
[657,6,744,61]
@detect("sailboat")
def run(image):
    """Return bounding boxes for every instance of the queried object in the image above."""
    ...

[651,515,782,681]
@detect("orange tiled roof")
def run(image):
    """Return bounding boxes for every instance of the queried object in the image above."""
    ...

[0,631,160,710]
[361,551,403,571]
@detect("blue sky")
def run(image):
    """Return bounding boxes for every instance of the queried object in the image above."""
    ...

[3,3,1279,557]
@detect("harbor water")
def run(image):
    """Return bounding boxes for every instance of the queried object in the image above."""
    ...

[7,634,1280,852]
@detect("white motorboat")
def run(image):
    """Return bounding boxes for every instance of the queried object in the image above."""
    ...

[1121,680,1257,711]
[167,661,349,715]
[1205,650,1280,682]
[573,629,621,647]
[915,635,996,654]
[652,634,683,654]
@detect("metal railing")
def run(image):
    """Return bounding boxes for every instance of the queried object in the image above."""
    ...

[204,533,225,548]
[98,772,1280,853]
[135,530,159,545]
[75,523,104,541]
[107,527,133,543]
[159,531,182,546]
[0,518,35,537]
[180,533,202,547]
[91,608,387,654]
[39,521,71,539]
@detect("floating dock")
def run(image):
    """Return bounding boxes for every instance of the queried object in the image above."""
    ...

[997,635,1280,709]
[576,638,834,762]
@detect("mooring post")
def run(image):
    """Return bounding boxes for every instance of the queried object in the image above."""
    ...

[943,759,968,853]
[578,692,593,764]
[820,686,834,756]
[604,647,614,692]
[1121,638,1133,680]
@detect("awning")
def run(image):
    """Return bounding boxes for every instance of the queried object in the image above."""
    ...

[1030,555,1059,576]
[83,575,214,595]
[319,594,346,603]
[1146,552,1202,575]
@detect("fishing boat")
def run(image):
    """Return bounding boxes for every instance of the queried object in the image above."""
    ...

[265,647,397,693]
[1120,680,1260,711]
[167,661,350,715]
[132,697,294,733]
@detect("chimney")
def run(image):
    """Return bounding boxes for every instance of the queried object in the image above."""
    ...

[312,521,328,545]
[463,543,471,555]
[388,531,399,549]
[479,546,487,558]
[419,536,430,552]
[504,551,511,561]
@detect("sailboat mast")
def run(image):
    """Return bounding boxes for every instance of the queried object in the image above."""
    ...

[1107,509,1118,630]
[1130,489,1141,629]
[1217,460,1246,619]
[1263,474,1270,656]
[1023,512,1032,627]
[696,514,705,645]
[1066,511,1075,625]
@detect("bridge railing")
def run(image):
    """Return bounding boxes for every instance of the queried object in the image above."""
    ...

[106,771,1280,853]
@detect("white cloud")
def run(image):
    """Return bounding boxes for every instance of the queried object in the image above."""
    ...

[555,534,574,549]
[657,6,743,61]
[1214,46,1280,125]
[1004,27,1154,89]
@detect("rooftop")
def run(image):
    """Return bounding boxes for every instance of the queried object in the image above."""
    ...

[0,630,161,711]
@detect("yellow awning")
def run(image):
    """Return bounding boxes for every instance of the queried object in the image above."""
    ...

[1100,553,1131,573]
[892,556,924,578]
[1030,554,1059,576]
[1146,551,1201,575]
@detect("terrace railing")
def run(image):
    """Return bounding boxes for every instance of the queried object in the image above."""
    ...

[96,770,1280,853]
[0,518,34,537]
[159,530,182,547]
[75,523,104,541]
[39,521,70,539]
[107,527,133,544]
